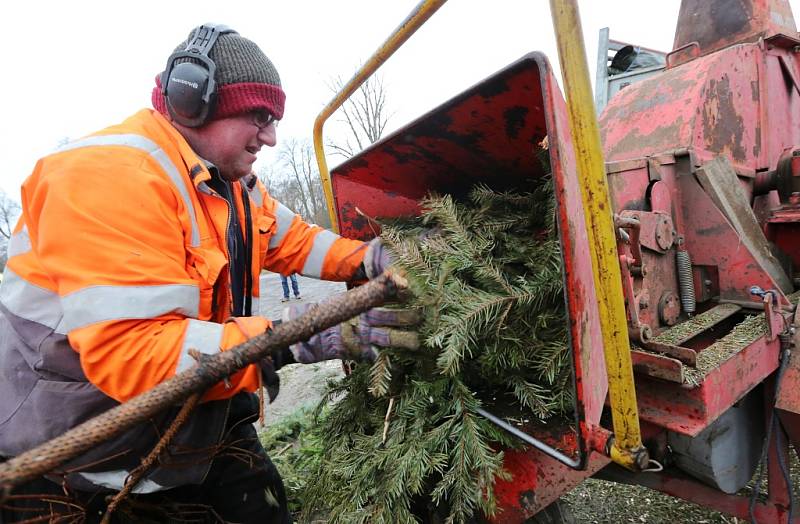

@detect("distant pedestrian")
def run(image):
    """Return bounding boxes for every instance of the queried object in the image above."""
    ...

[281,273,301,301]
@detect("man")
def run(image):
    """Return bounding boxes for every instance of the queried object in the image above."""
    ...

[280,272,301,302]
[0,24,408,523]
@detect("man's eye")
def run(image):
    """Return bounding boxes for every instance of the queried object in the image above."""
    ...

[252,111,275,128]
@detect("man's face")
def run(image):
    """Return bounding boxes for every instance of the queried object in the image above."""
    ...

[185,111,277,181]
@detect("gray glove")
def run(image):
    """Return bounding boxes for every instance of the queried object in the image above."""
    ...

[362,238,393,280]
[282,302,421,364]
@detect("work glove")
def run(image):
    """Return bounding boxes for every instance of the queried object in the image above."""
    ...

[258,354,282,402]
[282,302,421,364]
[362,237,393,280]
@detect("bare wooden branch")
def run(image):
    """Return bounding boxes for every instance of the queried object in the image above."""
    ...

[0,273,401,490]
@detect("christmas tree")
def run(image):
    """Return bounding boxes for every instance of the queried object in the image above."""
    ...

[301,177,573,523]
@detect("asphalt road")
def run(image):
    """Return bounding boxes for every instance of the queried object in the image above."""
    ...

[256,272,347,320]
[256,272,348,423]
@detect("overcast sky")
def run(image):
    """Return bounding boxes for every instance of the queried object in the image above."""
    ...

[2,1,798,199]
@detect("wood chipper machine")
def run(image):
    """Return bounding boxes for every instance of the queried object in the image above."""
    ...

[312,0,800,521]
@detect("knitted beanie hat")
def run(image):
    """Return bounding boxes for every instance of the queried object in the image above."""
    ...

[152,27,286,123]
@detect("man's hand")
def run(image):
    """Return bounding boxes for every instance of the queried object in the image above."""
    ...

[362,238,393,280]
[283,302,421,364]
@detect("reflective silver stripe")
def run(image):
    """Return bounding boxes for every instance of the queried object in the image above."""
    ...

[302,229,339,278]
[56,134,201,247]
[7,226,31,258]
[61,284,199,332]
[176,319,223,373]
[268,204,297,249]
[0,268,65,333]
[78,470,165,493]
[246,180,263,208]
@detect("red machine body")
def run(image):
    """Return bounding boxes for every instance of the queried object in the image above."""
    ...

[329,0,800,521]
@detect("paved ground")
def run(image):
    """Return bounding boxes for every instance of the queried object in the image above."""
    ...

[256,272,348,423]
[256,271,347,319]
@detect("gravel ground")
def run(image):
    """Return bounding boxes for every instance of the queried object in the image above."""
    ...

[257,272,347,421]
[565,479,735,523]
[258,271,796,523]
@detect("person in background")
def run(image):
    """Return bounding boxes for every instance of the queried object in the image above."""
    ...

[280,272,301,301]
[0,23,415,523]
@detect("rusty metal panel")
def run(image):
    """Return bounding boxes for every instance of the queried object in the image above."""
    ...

[636,333,780,436]
[544,59,610,430]
[600,45,761,170]
[491,449,609,523]
[776,315,800,416]
[763,49,800,171]
[694,155,792,293]
[679,172,788,303]
[331,55,551,239]
[777,349,800,414]
[672,0,796,64]
[631,350,685,383]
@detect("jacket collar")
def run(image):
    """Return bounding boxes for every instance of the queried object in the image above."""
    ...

[149,110,213,189]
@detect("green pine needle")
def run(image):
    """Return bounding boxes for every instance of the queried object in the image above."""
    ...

[298,180,572,523]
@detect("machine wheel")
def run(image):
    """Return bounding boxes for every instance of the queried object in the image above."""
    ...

[524,499,576,524]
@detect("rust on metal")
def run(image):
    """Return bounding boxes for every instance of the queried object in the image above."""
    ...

[491,448,610,523]
[600,45,761,167]
[643,340,697,366]
[630,350,685,383]
[672,0,796,65]
[702,76,747,162]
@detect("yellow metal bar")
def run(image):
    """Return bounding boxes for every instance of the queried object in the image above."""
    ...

[549,0,647,470]
[313,0,448,233]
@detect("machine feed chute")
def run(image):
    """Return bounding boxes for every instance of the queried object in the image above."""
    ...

[330,52,612,484]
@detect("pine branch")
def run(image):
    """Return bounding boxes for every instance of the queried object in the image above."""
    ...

[296,180,571,523]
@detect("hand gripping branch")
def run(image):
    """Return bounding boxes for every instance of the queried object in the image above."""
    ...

[0,272,404,492]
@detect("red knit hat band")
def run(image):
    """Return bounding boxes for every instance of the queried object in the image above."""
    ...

[215,82,285,120]
[151,80,286,123]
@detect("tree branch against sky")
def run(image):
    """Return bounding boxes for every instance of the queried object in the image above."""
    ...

[259,71,392,228]
[6,1,800,199]
[326,73,393,159]
[0,191,21,270]
[260,139,331,228]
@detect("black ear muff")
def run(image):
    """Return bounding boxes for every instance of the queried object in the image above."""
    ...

[161,24,236,128]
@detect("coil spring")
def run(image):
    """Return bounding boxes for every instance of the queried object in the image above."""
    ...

[676,249,696,315]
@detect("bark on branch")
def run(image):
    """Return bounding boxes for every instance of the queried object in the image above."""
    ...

[0,273,400,491]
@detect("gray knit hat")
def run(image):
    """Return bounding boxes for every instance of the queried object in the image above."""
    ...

[152,26,286,121]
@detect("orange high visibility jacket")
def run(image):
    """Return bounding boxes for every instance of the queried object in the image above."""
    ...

[0,108,366,440]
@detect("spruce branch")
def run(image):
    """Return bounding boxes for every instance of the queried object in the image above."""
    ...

[296,180,572,523]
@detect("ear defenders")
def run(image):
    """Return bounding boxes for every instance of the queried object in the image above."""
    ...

[161,24,237,127]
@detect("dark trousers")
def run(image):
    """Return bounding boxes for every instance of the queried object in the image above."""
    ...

[280,274,300,299]
[1,396,292,523]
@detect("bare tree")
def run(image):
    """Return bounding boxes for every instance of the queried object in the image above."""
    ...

[326,73,393,159]
[257,140,330,228]
[256,163,278,195]
[0,191,21,270]
[255,73,391,230]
